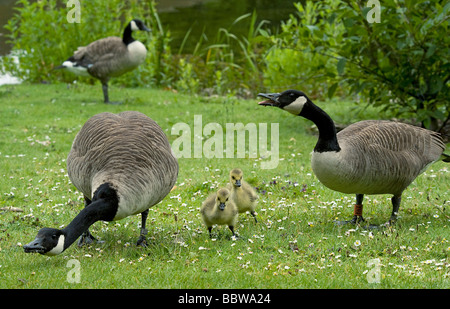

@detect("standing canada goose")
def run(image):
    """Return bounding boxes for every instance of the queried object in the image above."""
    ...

[56,19,150,104]
[201,188,238,238]
[227,168,258,222]
[24,111,178,256]
[258,89,449,225]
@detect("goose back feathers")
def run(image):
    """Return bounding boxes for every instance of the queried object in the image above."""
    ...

[67,111,178,220]
[312,120,445,196]
[68,36,147,80]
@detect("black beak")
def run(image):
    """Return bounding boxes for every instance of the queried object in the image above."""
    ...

[143,26,151,32]
[235,180,241,187]
[257,93,281,107]
[23,238,45,254]
[219,203,226,211]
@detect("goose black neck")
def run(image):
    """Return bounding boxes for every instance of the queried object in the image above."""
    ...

[61,187,119,250]
[300,101,341,153]
[122,24,136,45]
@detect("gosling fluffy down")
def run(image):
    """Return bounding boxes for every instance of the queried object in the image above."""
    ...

[201,188,238,237]
[228,168,258,222]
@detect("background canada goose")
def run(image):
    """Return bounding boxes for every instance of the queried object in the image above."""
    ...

[56,19,150,104]
[24,111,178,255]
[227,168,258,222]
[201,188,238,238]
[258,89,449,225]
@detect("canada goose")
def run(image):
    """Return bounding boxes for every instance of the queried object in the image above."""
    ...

[227,168,258,222]
[56,19,150,104]
[258,90,449,225]
[201,188,238,237]
[23,111,178,256]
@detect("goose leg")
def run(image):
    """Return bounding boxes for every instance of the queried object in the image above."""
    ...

[250,211,258,223]
[136,209,149,246]
[207,226,213,238]
[101,80,122,105]
[351,193,365,224]
[388,195,401,225]
[101,82,109,103]
[78,196,100,247]
[334,194,365,225]
[228,225,236,237]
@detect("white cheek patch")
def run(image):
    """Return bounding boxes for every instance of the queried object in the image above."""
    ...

[130,20,139,31]
[45,235,65,256]
[283,96,307,115]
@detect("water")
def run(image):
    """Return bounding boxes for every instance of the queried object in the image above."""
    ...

[157,0,299,53]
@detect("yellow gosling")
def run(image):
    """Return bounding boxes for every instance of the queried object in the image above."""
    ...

[228,168,258,222]
[201,188,238,237]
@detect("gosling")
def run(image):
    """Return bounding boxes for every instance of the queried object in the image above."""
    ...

[228,168,258,222]
[201,188,238,238]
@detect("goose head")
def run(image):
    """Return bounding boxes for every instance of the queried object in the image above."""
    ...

[123,19,151,46]
[24,183,119,256]
[258,90,309,116]
[229,168,243,188]
[216,188,231,211]
[258,89,341,153]
[23,228,66,256]
[129,19,151,32]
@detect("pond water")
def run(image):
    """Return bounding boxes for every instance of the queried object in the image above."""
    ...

[157,0,299,53]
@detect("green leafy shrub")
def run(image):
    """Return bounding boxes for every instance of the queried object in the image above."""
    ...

[270,0,450,130]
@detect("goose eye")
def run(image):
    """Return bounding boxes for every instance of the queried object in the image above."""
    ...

[52,234,57,240]
[232,176,235,180]
[226,198,228,201]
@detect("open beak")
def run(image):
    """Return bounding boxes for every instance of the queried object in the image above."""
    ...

[219,203,226,211]
[23,237,46,254]
[258,93,281,107]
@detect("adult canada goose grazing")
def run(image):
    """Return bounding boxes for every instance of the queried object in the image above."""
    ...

[258,89,449,225]
[23,111,178,256]
[56,19,150,104]
[227,168,258,222]
[201,188,238,238]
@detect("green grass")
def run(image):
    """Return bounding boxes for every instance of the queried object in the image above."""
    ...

[0,83,449,289]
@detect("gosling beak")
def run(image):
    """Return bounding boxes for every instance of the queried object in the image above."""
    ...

[219,203,226,211]
[257,93,281,107]
[23,237,46,254]
[235,179,241,187]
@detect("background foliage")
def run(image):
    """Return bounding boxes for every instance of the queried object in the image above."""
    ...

[272,0,450,130]
[1,0,449,130]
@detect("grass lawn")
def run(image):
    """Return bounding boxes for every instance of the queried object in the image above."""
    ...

[0,83,449,289]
